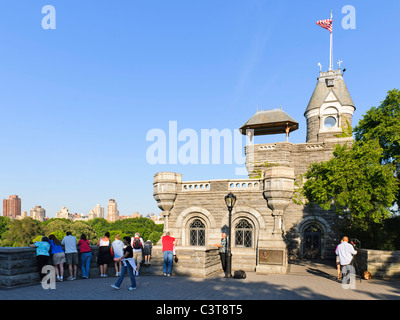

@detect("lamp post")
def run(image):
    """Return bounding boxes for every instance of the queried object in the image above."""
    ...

[224,192,236,278]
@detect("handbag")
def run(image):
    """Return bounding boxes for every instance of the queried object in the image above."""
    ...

[109,241,114,258]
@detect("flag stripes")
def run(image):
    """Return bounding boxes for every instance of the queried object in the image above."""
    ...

[316,19,333,33]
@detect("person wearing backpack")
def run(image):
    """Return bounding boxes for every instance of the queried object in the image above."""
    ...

[131,233,144,276]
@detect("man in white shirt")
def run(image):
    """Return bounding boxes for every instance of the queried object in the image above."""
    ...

[335,237,357,266]
[61,232,78,280]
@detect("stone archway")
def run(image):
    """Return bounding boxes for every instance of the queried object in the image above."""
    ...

[297,217,331,260]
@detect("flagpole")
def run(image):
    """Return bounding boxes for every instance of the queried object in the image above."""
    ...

[329,10,333,70]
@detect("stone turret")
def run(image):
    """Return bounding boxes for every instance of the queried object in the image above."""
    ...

[153,172,181,233]
[305,69,355,143]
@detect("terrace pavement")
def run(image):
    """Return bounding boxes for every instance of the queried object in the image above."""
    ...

[1,260,399,302]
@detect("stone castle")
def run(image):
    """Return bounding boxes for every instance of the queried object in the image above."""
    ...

[153,67,355,275]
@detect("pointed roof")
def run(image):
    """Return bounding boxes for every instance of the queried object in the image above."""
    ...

[305,69,354,115]
[240,108,299,136]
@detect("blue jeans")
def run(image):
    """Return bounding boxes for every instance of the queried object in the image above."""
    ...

[163,251,174,274]
[115,262,136,288]
[80,252,92,278]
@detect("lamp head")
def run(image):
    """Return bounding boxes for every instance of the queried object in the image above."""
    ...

[225,192,237,210]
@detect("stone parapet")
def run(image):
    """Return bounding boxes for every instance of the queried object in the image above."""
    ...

[0,245,223,288]
[357,249,400,279]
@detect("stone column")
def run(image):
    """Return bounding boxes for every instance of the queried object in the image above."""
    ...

[256,166,295,274]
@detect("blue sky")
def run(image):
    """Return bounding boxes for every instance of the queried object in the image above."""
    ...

[0,0,399,218]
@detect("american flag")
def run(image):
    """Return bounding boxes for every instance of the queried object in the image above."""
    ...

[316,19,333,33]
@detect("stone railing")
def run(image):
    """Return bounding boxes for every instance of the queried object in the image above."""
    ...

[0,246,106,288]
[182,182,211,192]
[0,245,222,288]
[357,249,400,279]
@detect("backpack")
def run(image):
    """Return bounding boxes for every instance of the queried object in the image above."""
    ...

[233,270,246,279]
[133,237,142,250]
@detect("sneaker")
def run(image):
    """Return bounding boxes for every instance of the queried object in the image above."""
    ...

[163,273,167,277]
[128,287,136,291]
[67,276,74,281]
[111,284,120,290]
[167,273,171,277]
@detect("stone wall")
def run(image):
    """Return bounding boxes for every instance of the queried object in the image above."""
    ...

[151,246,222,277]
[0,245,223,288]
[357,249,400,279]
[0,246,114,288]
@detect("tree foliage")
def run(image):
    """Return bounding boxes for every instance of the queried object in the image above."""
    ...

[302,140,398,232]
[0,218,43,247]
[354,88,400,208]
[0,217,164,247]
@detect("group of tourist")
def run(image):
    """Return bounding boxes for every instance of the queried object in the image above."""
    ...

[110,231,177,291]
[30,231,176,291]
[30,231,154,283]
[30,231,93,281]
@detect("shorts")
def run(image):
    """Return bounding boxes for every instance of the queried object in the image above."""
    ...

[133,251,142,265]
[66,252,79,265]
[53,252,66,265]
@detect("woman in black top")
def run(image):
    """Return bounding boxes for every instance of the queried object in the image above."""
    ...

[111,236,137,290]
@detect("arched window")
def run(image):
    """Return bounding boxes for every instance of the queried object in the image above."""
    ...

[189,219,206,246]
[323,106,339,129]
[235,219,253,248]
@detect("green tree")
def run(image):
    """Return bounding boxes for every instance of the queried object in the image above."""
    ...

[302,140,398,233]
[87,218,111,238]
[43,219,71,236]
[1,218,43,247]
[69,221,98,244]
[354,88,400,209]
[0,216,10,240]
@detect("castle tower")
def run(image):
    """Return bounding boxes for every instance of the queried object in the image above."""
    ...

[304,68,355,143]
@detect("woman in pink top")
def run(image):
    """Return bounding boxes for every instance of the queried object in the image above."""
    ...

[78,234,92,279]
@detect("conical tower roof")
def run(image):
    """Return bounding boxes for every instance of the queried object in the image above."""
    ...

[305,69,355,116]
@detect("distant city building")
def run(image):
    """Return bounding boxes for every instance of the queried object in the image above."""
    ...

[119,211,143,220]
[56,206,72,220]
[106,199,119,222]
[88,210,96,220]
[92,204,104,219]
[3,195,21,218]
[149,213,164,225]
[30,206,46,222]
[72,213,88,221]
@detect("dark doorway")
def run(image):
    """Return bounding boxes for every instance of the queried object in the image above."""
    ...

[303,225,321,260]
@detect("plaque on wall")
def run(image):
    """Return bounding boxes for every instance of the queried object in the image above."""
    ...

[259,249,284,265]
